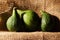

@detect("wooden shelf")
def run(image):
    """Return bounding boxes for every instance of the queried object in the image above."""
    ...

[0,32,60,40]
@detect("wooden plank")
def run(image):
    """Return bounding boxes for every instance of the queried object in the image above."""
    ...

[0,32,60,40]
[43,32,60,40]
[0,32,43,40]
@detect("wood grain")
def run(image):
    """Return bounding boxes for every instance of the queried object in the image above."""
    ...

[0,32,60,40]
[43,32,60,40]
[0,32,43,40]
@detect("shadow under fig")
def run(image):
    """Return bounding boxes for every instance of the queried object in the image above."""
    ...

[47,14,60,32]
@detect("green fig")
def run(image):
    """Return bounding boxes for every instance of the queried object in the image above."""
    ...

[6,7,23,32]
[40,10,57,32]
[17,10,25,19]
[23,10,41,31]
[40,10,51,32]
[17,9,26,31]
